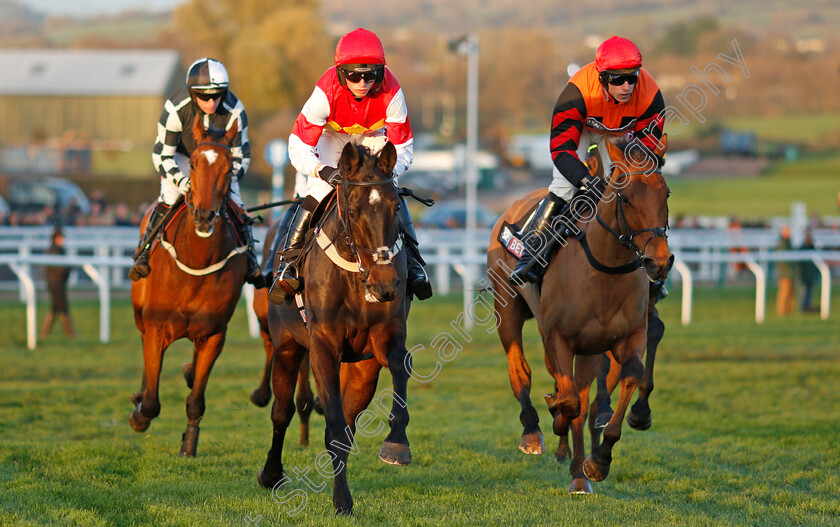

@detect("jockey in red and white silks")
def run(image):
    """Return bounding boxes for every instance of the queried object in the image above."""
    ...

[287,63,413,202]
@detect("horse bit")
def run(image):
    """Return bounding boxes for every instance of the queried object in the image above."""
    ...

[336,177,401,282]
[594,171,668,261]
[183,141,232,220]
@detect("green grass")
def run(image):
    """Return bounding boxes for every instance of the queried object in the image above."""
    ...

[668,152,840,218]
[1,287,839,526]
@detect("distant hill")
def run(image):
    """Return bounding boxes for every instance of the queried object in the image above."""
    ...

[320,0,840,42]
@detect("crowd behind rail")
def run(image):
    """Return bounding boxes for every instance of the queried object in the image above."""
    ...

[0,190,147,228]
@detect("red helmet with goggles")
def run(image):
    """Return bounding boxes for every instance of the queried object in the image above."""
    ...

[335,28,386,87]
[595,36,642,72]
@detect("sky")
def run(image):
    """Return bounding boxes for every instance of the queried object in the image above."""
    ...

[24,0,187,18]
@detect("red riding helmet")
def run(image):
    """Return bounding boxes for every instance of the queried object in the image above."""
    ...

[335,28,386,87]
[595,36,642,72]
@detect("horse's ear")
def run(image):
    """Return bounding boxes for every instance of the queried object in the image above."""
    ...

[223,120,238,146]
[338,141,360,175]
[604,136,625,166]
[192,114,207,144]
[585,147,601,179]
[377,141,397,175]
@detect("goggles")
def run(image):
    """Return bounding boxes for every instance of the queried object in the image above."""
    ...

[193,90,224,101]
[602,71,639,86]
[341,67,382,83]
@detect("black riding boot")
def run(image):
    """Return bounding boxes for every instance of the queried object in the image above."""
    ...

[129,202,169,281]
[508,193,568,285]
[267,205,312,304]
[235,213,265,289]
[398,198,433,300]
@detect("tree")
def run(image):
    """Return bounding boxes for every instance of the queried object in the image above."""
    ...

[173,0,331,119]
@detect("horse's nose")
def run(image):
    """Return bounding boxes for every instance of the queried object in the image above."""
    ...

[642,253,674,281]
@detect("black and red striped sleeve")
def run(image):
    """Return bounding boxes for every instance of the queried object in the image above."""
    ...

[550,82,590,187]
[633,89,666,154]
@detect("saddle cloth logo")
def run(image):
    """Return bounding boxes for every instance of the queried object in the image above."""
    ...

[499,222,525,260]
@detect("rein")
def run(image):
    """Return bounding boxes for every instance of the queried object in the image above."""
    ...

[577,170,668,275]
[159,140,245,276]
[331,176,403,281]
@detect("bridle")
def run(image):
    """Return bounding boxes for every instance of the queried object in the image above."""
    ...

[184,141,232,221]
[578,170,668,275]
[334,175,402,282]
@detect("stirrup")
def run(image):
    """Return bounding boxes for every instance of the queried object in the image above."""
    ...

[129,254,150,281]
[268,264,300,304]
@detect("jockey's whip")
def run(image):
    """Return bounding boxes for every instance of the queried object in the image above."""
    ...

[246,198,303,213]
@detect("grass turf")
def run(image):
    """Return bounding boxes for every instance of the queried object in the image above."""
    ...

[1,286,838,526]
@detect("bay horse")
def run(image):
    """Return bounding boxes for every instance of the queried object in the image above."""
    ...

[250,215,316,447]
[129,116,248,457]
[486,137,673,493]
[257,142,412,515]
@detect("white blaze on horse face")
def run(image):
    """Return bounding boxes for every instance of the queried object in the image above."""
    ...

[369,189,381,206]
[202,150,219,166]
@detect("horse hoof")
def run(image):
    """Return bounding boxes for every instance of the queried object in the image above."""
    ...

[627,409,652,431]
[583,455,610,482]
[594,411,613,429]
[257,469,285,489]
[335,506,353,516]
[129,409,150,432]
[519,431,545,455]
[182,363,195,389]
[250,389,271,408]
[179,424,200,457]
[379,441,411,466]
[568,477,593,494]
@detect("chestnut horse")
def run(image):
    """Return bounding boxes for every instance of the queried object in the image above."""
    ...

[258,142,412,515]
[129,116,247,457]
[487,138,673,493]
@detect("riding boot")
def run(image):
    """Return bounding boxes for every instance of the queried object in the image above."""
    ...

[129,202,169,281]
[267,206,312,304]
[234,211,266,289]
[398,198,433,300]
[508,192,568,285]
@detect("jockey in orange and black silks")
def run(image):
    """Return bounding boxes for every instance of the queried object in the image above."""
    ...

[268,27,432,304]
[510,36,667,285]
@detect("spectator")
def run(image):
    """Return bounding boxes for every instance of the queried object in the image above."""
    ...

[799,232,820,313]
[40,226,75,338]
[774,225,795,316]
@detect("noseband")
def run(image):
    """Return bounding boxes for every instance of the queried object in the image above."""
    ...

[336,176,401,282]
[185,141,232,220]
[579,171,668,274]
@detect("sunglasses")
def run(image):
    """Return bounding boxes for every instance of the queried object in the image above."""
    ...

[343,70,380,83]
[603,72,639,86]
[194,92,222,101]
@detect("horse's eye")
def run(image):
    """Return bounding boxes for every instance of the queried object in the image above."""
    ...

[620,195,631,206]
[347,209,357,219]
[394,201,401,213]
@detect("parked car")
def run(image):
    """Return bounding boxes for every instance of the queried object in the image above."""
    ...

[3,176,91,221]
[419,201,499,229]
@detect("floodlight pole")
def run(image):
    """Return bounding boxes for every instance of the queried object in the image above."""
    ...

[451,33,479,330]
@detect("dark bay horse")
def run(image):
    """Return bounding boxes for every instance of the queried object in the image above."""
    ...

[258,142,412,515]
[129,116,247,457]
[487,137,673,493]
[250,218,315,447]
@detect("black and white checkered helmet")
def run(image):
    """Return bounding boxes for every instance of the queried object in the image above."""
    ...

[186,58,229,94]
